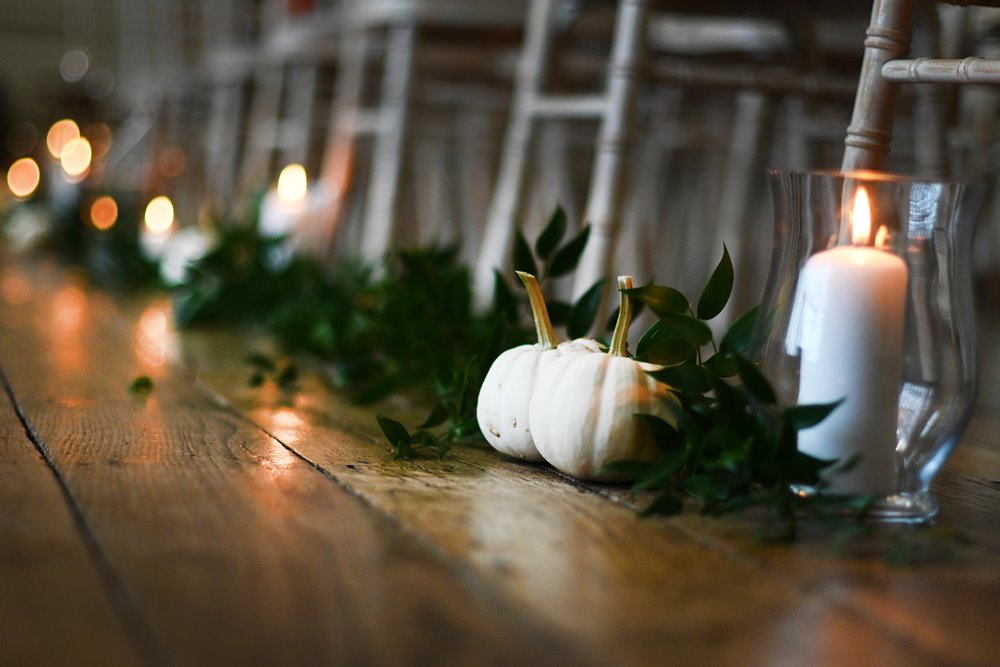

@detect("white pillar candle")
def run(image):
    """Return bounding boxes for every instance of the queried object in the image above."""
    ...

[259,163,309,239]
[796,187,908,495]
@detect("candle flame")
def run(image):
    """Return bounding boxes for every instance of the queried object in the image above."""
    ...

[144,196,174,234]
[7,157,40,198]
[90,195,118,230]
[276,164,307,204]
[875,225,889,249]
[851,187,871,245]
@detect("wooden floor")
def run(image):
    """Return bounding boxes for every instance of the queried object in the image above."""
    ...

[1,252,999,667]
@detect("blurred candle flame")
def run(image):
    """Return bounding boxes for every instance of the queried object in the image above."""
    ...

[90,195,118,230]
[46,119,80,159]
[7,157,40,198]
[60,136,93,178]
[851,187,871,245]
[277,163,308,204]
[144,196,174,234]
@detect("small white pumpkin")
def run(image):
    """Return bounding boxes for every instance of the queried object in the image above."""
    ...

[477,271,600,460]
[530,276,680,480]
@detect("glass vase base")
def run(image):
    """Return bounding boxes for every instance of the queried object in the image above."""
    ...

[793,486,940,525]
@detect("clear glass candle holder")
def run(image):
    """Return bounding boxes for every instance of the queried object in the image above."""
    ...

[753,169,985,524]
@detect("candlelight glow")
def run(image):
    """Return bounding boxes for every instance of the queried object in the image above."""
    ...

[875,225,890,249]
[60,136,93,178]
[277,164,308,204]
[144,196,174,234]
[90,195,118,230]
[851,187,871,245]
[46,119,80,159]
[7,157,40,198]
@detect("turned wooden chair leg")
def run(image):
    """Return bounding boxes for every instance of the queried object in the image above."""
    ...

[359,21,418,263]
[572,0,648,313]
[473,0,558,310]
[841,0,916,172]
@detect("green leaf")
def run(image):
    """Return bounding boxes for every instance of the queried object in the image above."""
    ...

[567,279,605,339]
[377,415,411,449]
[647,364,714,395]
[784,400,843,431]
[635,335,697,366]
[492,270,518,321]
[547,300,572,326]
[697,245,734,320]
[277,363,299,388]
[734,356,776,405]
[634,413,684,454]
[535,205,567,260]
[248,371,266,388]
[640,493,684,517]
[547,225,591,278]
[624,284,688,317]
[128,375,154,395]
[513,230,538,278]
[702,352,738,378]
[414,430,450,459]
[653,312,713,347]
[720,306,759,355]
[418,402,449,429]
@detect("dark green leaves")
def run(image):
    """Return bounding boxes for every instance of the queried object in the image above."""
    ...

[696,245,734,320]
[735,356,776,405]
[535,205,567,260]
[548,225,591,278]
[376,415,451,460]
[513,231,538,278]
[128,375,154,396]
[624,284,688,317]
[567,279,606,339]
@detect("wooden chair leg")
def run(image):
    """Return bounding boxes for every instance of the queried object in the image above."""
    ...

[573,0,648,316]
[473,0,558,311]
[317,28,370,257]
[842,0,917,172]
[359,21,418,263]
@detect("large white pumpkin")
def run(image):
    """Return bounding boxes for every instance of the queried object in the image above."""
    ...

[476,272,600,460]
[529,276,679,480]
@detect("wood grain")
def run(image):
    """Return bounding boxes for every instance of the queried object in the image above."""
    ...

[0,268,147,666]
[180,322,1000,665]
[3,255,999,666]
[0,263,591,666]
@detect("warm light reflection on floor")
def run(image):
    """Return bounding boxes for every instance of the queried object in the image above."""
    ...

[1,268,32,305]
[134,299,178,373]
[50,284,88,373]
[264,407,307,447]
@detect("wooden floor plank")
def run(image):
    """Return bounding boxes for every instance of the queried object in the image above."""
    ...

[0,264,591,666]
[0,370,148,661]
[179,331,969,665]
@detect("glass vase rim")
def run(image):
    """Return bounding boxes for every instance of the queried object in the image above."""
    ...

[767,167,984,188]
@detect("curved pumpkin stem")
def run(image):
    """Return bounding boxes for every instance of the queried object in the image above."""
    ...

[516,271,559,349]
[610,275,634,357]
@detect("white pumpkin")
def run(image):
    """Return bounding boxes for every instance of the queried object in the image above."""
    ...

[477,271,600,460]
[530,276,680,480]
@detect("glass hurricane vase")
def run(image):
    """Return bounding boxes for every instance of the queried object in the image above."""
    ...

[753,169,985,524]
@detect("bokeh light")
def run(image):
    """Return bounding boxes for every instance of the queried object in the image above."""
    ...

[157,147,186,179]
[46,119,80,159]
[7,157,41,198]
[144,196,174,234]
[90,195,118,230]
[277,163,308,204]
[60,136,93,178]
[59,48,90,82]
